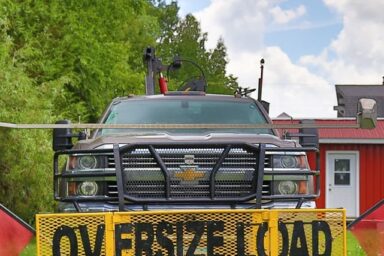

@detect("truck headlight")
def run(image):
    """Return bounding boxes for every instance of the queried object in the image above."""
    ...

[78,156,97,169]
[272,154,308,169]
[78,181,99,196]
[67,155,103,171]
[280,156,297,168]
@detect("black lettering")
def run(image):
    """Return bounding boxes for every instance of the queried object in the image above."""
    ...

[156,221,174,256]
[279,222,289,256]
[236,222,245,256]
[290,221,309,256]
[312,221,332,256]
[207,221,224,256]
[186,221,204,256]
[135,222,154,256]
[176,222,184,256]
[115,223,133,256]
[256,222,268,256]
[79,224,104,256]
[52,225,78,256]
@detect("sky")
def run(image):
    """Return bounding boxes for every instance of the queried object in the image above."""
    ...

[172,0,384,118]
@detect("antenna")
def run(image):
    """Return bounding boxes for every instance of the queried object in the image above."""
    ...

[257,59,265,101]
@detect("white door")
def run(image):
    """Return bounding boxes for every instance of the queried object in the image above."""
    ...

[326,152,359,217]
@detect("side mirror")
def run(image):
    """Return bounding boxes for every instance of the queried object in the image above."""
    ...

[299,120,319,148]
[52,120,73,151]
[357,98,377,129]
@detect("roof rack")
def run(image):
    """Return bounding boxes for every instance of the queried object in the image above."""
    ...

[164,91,206,96]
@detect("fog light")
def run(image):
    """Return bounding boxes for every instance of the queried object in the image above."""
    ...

[78,156,97,169]
[78,181,98,196]
[278,181,298,194]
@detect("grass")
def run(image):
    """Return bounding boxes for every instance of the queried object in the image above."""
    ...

[347,232,366,256]
[20,238,36,256]
[20,232,367,256]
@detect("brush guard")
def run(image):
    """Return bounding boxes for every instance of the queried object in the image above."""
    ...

[54,142,320,212]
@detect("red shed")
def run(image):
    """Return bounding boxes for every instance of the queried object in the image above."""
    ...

[273,118,384,218]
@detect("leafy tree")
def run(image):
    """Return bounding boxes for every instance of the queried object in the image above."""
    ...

[0,18,55,223]
[4,0,160,122]
[206,38,238,94]
[155,12,238,93]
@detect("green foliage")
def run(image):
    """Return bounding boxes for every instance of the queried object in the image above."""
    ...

[0,0,237,224]
[0,19,55,223]
[3,0,159,121]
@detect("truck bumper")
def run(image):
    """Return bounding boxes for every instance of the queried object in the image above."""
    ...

[58,200,316,212]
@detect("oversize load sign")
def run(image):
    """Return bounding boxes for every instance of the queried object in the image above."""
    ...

[36,209,346,256]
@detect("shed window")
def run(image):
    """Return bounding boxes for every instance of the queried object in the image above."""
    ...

[334,159,350,185]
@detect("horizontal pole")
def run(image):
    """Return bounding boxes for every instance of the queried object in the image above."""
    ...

[0,122,360,129]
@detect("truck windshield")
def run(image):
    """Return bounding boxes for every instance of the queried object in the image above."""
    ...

[100,98,273,135]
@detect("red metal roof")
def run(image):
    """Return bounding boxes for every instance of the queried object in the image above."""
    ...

[273,119,384,140]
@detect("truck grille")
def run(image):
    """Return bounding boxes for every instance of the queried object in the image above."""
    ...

[107,145,271,201]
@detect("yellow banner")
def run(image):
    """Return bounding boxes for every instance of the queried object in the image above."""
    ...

[36,209,346,256]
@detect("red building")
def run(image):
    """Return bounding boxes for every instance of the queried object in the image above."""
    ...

[273,118,384,218]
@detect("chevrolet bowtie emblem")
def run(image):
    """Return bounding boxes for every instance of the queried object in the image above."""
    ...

[175,166,204,181]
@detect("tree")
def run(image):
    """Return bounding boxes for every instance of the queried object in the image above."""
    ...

[3,0,160,122]
[155,12,238,93]
[0,18,55,223]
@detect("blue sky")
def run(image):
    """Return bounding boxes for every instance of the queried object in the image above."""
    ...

[265,1,342,62]
[171,0,384,118]
[177,0,211,14]
[178,0,342,63]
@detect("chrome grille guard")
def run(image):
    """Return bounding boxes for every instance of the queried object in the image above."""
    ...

[54,142,320,211]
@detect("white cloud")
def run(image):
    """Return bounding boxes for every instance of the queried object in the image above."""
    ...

[261,48,334,118]
[324,0,384,23]
[193,0,384,118]
[194,0,274,51]
[301,0,384,84]
[227,48,335,118]
[269,5,306,24]
[194,0,310,51]
[194,0,336,117]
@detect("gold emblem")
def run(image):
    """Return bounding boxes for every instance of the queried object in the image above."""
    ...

[175,166,205,181]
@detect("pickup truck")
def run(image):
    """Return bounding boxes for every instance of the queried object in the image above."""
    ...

[53,91,319,213]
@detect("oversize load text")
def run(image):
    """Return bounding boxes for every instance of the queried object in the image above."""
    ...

[52,220,333,256]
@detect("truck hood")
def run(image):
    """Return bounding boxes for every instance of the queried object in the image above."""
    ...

[74,133,297,149]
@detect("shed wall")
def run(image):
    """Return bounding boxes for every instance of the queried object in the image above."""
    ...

[315,144,384,215]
